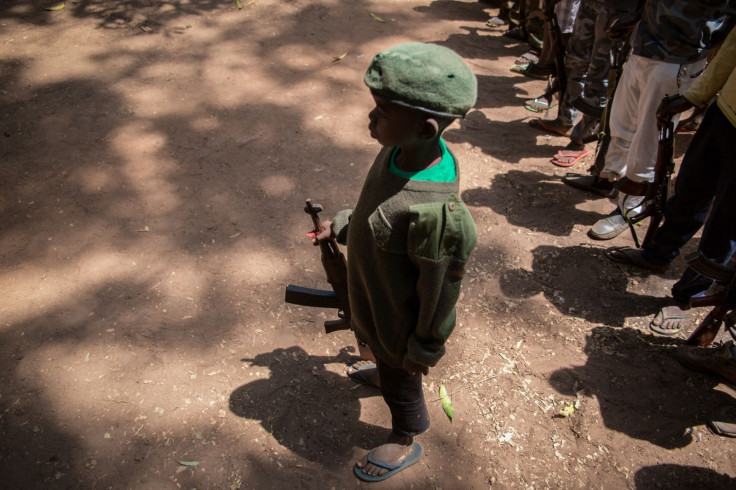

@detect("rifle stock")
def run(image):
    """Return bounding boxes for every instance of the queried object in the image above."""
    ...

[284,199,352,334]
[685,252,736,345]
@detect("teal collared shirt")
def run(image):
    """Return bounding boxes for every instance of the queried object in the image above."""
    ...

[389,138,456,182]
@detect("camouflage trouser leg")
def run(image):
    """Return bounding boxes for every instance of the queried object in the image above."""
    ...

[557,0,598,126]
[570,4,619,144]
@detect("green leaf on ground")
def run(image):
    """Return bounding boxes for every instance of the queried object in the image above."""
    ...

[178,460,200,466]
[439,384,454,422]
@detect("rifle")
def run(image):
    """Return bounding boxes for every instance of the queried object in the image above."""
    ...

[684,252,736,346]
[615,109,675,248]
[577,41,627,176]
[539,0,566,107]
[284,199,351,334]
[639,117,675,249]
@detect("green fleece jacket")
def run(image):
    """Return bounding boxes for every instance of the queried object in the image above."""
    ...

[684,25,736,128]
[332,146,477,368]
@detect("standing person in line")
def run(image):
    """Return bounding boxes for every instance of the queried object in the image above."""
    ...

[604,26,736,341]
[312,43,478,482]
[563,0,733,240]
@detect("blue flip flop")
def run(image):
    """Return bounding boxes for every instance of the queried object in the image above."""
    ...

[347,362,378,387]
[353,442,424,482]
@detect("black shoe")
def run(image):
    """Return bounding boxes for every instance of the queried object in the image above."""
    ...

[504,27,526,41]
[524,63,557,80]
[562,173,617,198]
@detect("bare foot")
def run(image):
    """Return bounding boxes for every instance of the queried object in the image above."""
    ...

[650,304,691,335]
[355,434,415,478]
[347,360,380,388]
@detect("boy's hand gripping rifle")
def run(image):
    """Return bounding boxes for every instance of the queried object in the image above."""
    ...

[284,199,351,334]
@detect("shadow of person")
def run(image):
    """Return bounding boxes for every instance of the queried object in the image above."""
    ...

[634,463,736,489]
[462,170,605,236]
[549,326,736,449]
[496,244,664,326]
[449,111,568,164]
[229,346,385,467]
[413,0,491,22]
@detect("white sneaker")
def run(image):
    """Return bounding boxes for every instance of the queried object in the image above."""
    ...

[588,210,629,240]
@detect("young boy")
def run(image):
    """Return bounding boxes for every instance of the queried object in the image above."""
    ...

[312,42,478,482]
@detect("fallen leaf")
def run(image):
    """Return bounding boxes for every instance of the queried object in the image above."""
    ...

[44,3,65,11]
[178,460,200,466]
[333,52,347,62]
[439,385,454,422]
[370,13,385,23]
[559,403,576,417]
[236,0,242,9]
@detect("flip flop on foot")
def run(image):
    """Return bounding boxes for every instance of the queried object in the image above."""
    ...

[354,442,423,482]
[604,246,669,273]
[552,148,590,167]
[486,16,508,28]
[514,51,539,65]
[347,361,380,388]
[529,118,571,137]
[524,96,557,113]
[510,64,528,74]
[650,305,690,336]
[708,405,736,437]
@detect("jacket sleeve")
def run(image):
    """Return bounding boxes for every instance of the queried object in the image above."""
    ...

[684,26,736,107]
[332,209,353,245]
[405,194,477,367]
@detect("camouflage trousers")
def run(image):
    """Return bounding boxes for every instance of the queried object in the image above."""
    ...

[557,2,622,143]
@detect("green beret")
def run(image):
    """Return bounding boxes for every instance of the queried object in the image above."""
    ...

[364,42,478,118]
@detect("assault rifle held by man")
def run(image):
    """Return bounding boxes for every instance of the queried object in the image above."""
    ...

[614,107,675,248]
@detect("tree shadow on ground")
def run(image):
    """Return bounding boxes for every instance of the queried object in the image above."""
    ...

[634,463,736,489]
[462,169,612,236]
[1,0,224,29]
[549,326,736,449]
[229,346,386,467]
[496,245,666,326]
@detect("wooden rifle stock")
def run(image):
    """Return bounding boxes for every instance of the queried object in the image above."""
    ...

[284,199,351,333]
[685,252,736,345]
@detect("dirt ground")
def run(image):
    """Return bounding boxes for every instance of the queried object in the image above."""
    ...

[2,0,736,488]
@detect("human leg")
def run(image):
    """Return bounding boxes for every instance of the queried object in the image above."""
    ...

[556,0,597,126]
[567,3,613,147]
[354,358,429,479]
[643,104,733,265]
[597,54,644,181]
[591,57,684,239]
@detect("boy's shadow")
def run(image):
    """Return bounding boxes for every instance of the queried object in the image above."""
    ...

[229,346,385,466]
[549,326,736,449]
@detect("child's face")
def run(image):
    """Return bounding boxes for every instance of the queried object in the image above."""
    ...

[368,94,425,147]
